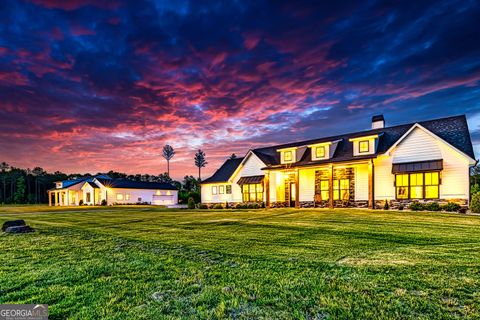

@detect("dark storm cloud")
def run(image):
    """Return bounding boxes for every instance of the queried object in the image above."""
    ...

[0,0,479,177]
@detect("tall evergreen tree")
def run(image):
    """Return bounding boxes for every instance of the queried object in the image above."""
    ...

[14,176,25,203]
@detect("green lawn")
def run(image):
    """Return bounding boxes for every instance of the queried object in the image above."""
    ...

[1,206,480,319]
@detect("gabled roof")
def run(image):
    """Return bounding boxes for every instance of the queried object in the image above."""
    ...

[50,175,112,191]
[85,181,99,189]
[95,178,177,190]
[251,115,475,168]
[201,157,244,184]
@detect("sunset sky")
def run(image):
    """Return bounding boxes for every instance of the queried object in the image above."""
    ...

[1,0,479,180]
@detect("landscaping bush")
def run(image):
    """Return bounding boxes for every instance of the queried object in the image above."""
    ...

[470,192,480,213]
[398,204,404,210]
[383,200,389,210]
[101,199,107,206]
[442,202,461,212]
[187,197,195,209]
[409,201,424,211]
[252,203,260,209]
[235,203,246,209]
[225,202,230,209]
[79,200,84,206]
[213,204,223,209]
[424,202,441,211]
[198,203,208,209]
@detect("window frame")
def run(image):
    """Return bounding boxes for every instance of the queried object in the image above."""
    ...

[225,185,232,194]
[333,179,350,201]
[318,179,329,201]
[283,151,293,162]
[242,183,263,202]
[116,193,124,201]
[358,140,370,153]
[212,186,218,195]
[395,172,440,200]
[315,146,326,159]
[219,185,225,194]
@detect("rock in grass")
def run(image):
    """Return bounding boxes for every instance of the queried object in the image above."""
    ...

[4,225,35,233]
[2,219,26,231]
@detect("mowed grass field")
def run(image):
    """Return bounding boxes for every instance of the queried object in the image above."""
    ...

[1,206,480,319]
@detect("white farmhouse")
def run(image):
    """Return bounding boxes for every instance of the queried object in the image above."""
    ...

[201,115,477,209]
[48,175,178,206]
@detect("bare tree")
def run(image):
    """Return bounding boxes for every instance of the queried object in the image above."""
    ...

[162,145,175,177]
[194,149,207,181]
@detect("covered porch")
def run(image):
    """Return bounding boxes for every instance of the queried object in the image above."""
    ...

[48,189,79,206]
[264,160,375,209]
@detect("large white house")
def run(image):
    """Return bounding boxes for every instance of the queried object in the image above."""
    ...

[48,175,178,206]
[201,115,477,209]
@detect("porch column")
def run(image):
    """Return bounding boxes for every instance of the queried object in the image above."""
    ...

[65,191,69,206]
[265,171,270,208]
[329,165,334,209]
[48,191,52,206]
[368,159,375,209]
[55,191,59,206]
[295,169,300,209]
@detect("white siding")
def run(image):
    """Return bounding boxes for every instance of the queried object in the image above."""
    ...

[438,142,470,199]
[299,169,315,202]
[354,164,369,201]
[239,153,265,177]
[392,127,442,163]
[104,187,178,205]
[374,155,395,200]
[201,183,235,203]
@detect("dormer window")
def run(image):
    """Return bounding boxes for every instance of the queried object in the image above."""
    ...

[315,146,326,158]
[359,140,369,153]
[277,147,298,164]
[284,151,292,162]
[349,134,381,156]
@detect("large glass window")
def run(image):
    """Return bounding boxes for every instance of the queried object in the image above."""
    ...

[318,180,329,200]
[396,174,409,199]
[212,186,217,195]
[395,172,440,199]
[242,183,263,202]
[86,192,91,203]
[219,185,225,194]
[226,185,232,194]
[333,179,349,200]
[116,193,124,201]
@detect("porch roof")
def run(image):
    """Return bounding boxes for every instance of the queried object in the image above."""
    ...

[392,160,443,174]
[237,175,264,185]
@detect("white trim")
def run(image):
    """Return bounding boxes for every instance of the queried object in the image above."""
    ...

[385,123,476,164]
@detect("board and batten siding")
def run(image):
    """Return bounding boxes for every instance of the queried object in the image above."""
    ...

[377,126,471,200]
[354,164,369,201]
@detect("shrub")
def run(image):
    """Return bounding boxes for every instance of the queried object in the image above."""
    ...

[213,204,223,209]
[424,202,441,211]
[101,199,107,206]
[235,203,246,209]
[187,197,195,209]
[409,201,424,211]
[79,200,84,206]
[198,203,208,209]
[398,204,404,211]
[442,202,461,212]
[383,200,389,210]
[470,192,480,213]
[225,202,230,209]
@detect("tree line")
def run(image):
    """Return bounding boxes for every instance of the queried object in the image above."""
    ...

[0,146,208,205]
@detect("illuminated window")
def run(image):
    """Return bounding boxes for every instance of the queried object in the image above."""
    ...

[125,194,131,201]
[226,185,232,194]
[86,192,91,203]
[156,190,161,196]
[318,180,329,200]
[359,140,369,153]
[410,173,423,199]
[316,146,326,158]
[284,151,292,162]
[396,174,409,199]
[425,172,439,199]
[219,185,225,194]
[333,179,349,200]
[116,193,124,201]
[212,186,217,195]
[395,172,440,199]
[242,183,263,202]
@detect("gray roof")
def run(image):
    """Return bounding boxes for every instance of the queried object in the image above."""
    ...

[202,157,244,184]
[96,178,177,190]
[251,115,475,168]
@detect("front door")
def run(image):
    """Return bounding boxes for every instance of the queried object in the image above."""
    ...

[290,182,296,207]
